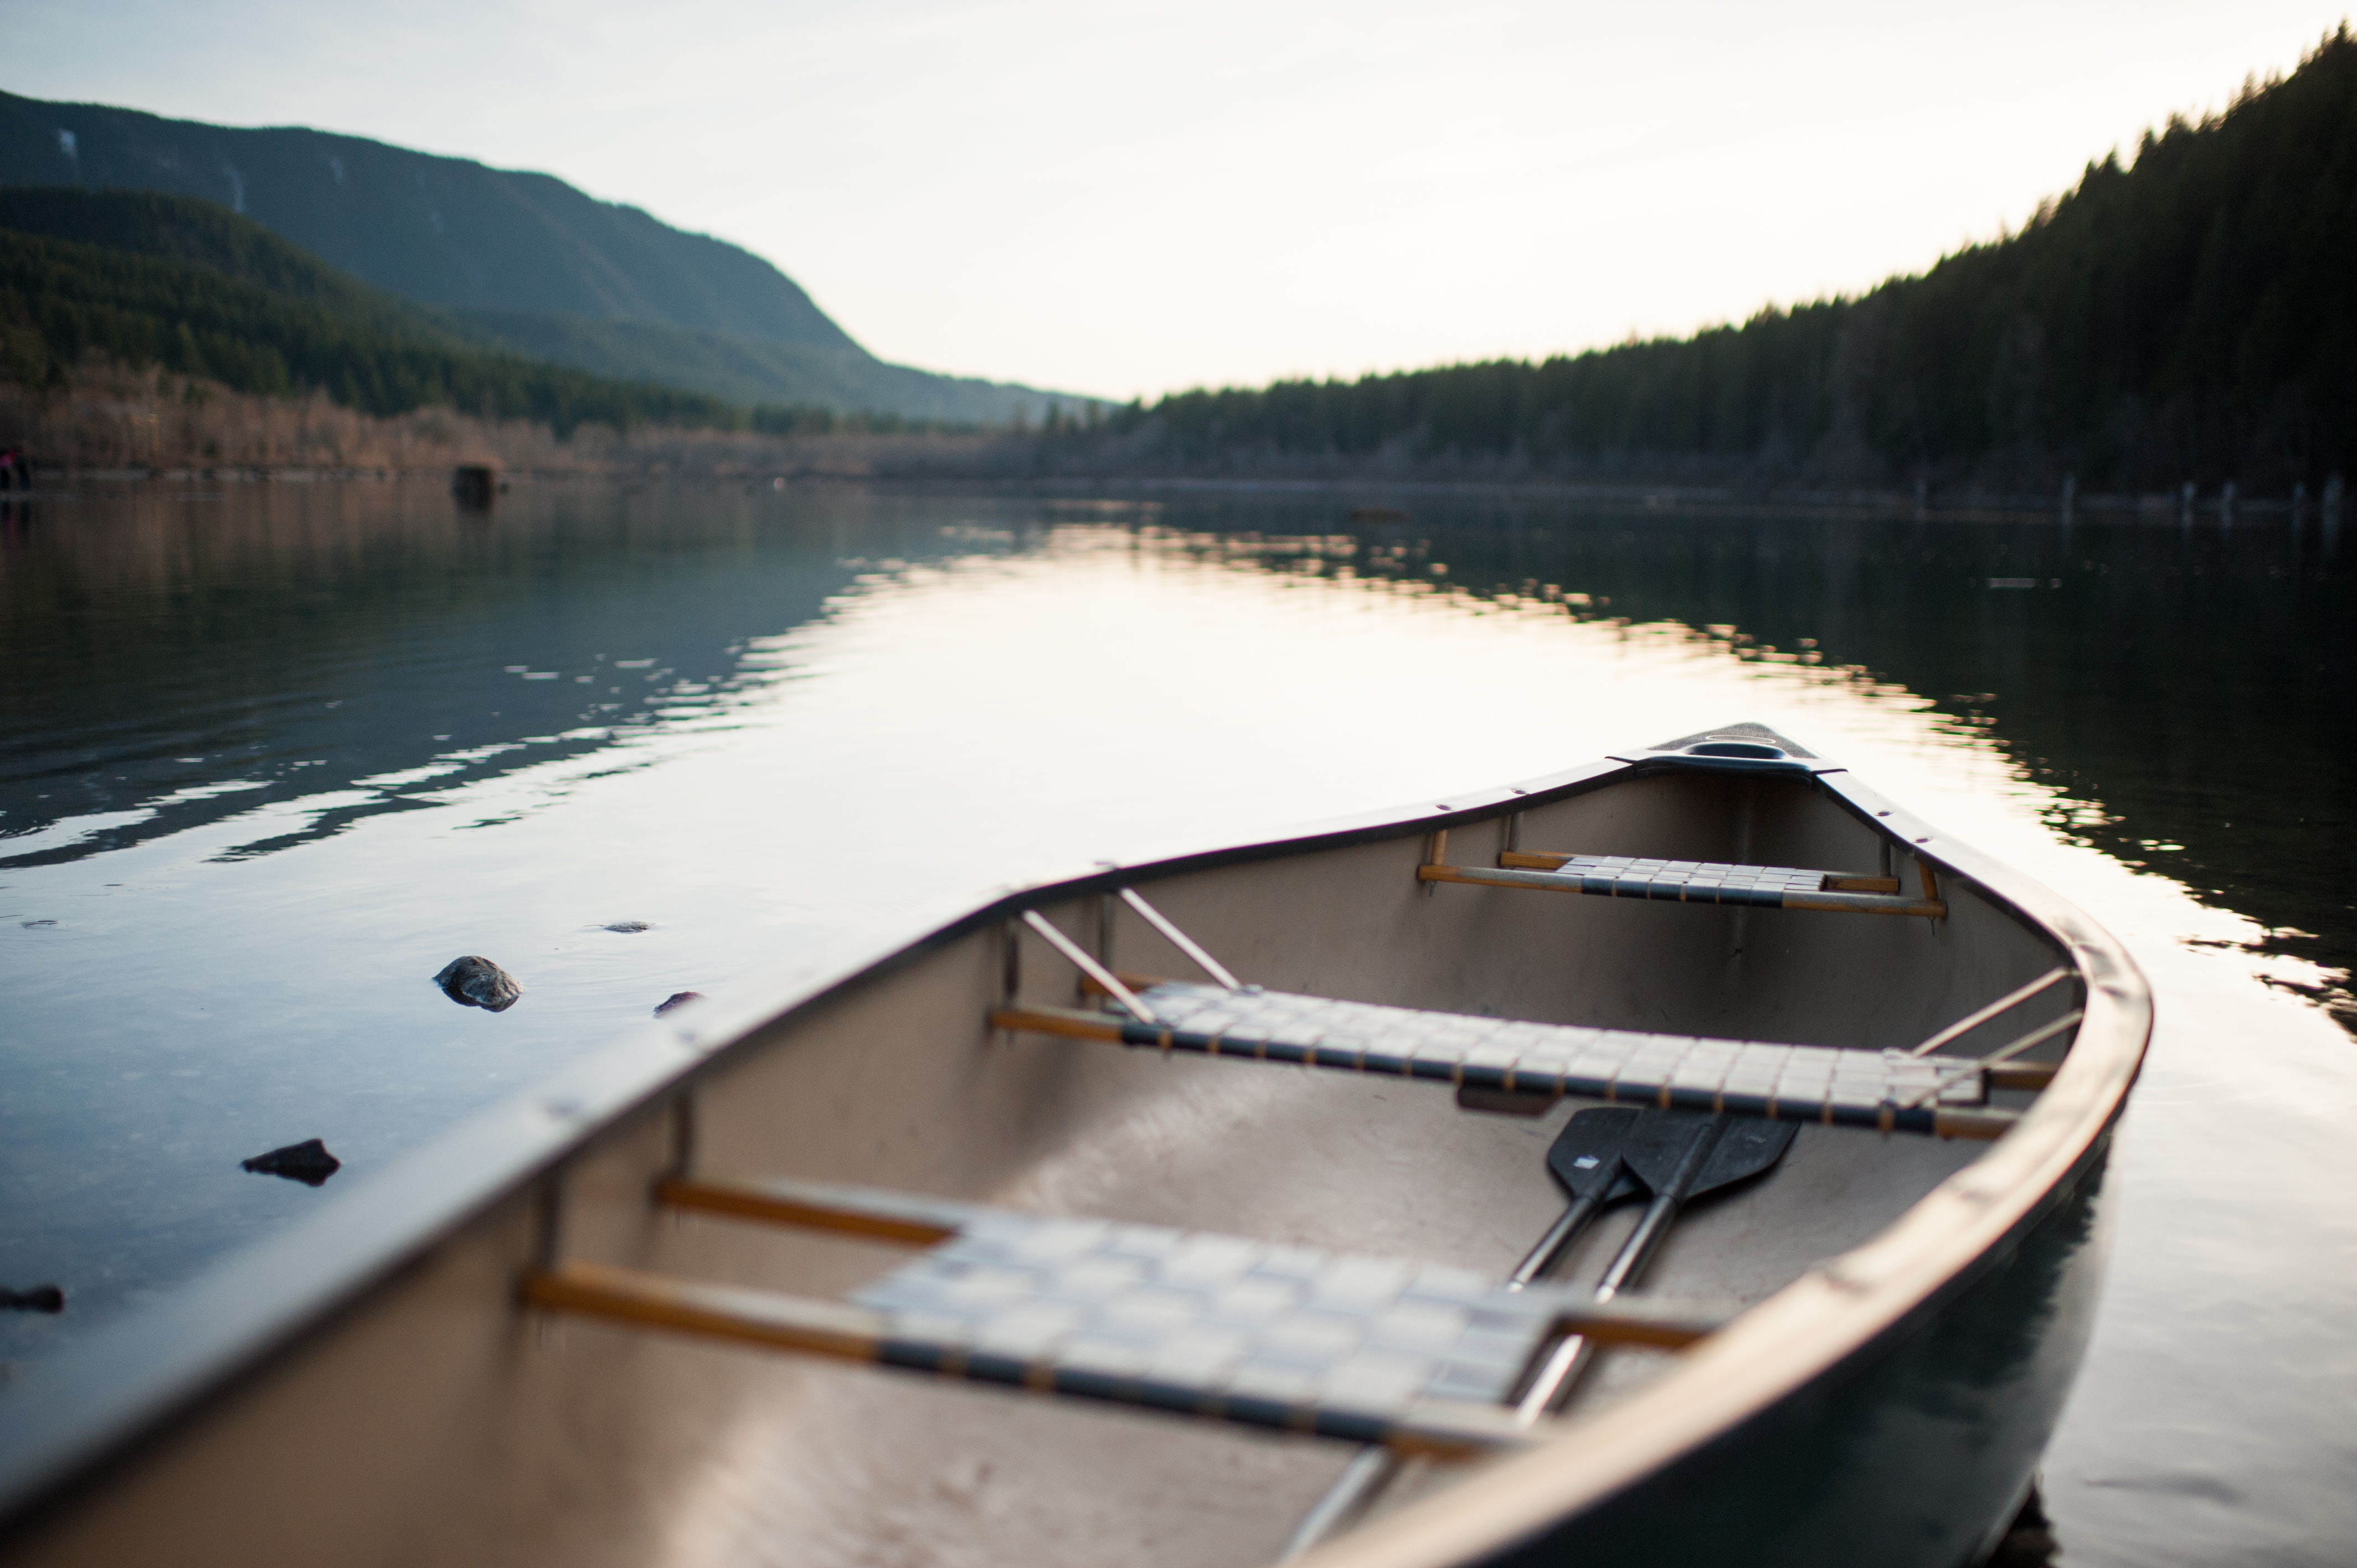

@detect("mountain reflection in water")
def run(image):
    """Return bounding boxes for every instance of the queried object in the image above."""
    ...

[0,487,1014,865]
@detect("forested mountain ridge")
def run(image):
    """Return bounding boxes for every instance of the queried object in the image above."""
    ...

[0,188,968,440]
[0,214,751,438]
[0,93,1089,424]
[0,185,469,342]
[1114,29,2357,494]
[0,90,855,350]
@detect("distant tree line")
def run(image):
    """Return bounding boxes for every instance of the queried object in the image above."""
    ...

[1103,28,2357,494]
[746,403,967,437]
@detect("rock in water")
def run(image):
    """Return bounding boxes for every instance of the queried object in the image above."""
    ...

[1,1285,63,1313]
[435,955,521,1012]
[653,991,705,1018]
[603,921,651,933]
[241,1138,342,1186]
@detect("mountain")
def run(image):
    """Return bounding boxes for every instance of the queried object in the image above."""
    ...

[0,187,748,435]
[0,185,457,337]
[0,91,1079,423]
[0,90,851,349]
[1105,28,2357,495]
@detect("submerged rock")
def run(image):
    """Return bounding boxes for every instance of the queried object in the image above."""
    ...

[1,1285,63,1313]
[603,920,651,933]
[435,955,521,1012]
[653,991,705,1018]
[241,1138,342,1186]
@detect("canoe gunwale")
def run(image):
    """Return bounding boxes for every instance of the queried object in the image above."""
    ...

[0,742,2152,1568]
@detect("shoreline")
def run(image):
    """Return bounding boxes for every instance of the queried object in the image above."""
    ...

[13,465,2338,529]
[5,359,2338,527]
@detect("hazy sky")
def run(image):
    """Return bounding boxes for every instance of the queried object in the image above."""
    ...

[7,1,2349,399]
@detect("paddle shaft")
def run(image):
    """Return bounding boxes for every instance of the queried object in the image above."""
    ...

[1280,1447,1402,1560]
[1508,1178,1622,1289]
[1281,1167,1628,1559]
[1284,1153,1648,1559]
[1512,1118,1725,1422]
[1285,1115,1738,1559]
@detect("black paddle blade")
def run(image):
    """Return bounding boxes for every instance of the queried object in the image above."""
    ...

[1697,1116,1800,1194]
[1546,1106,1643,1199]
[1620,1108,1799,1199]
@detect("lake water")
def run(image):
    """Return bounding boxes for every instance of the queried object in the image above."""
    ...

[2,479,2352,1566]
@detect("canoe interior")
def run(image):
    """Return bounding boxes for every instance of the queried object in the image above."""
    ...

[6,765,2081,1568]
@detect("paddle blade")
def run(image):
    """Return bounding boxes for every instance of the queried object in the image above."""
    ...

[1619,1108,1799,1199]
[1696,1116,1800,1196]
[1546,1107,1642,1199]
[1619,1109,1714,1195]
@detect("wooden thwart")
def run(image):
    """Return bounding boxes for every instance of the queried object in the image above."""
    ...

[528,1260,881,1362]
[1898,1010,2084,1111]
[1437,852,1944,917]
[661,1175,959,1246]
[1907,968,2073,1057]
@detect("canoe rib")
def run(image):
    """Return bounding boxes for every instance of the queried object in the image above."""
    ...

[523,1179,1739,1457]
[995,984,2015,1139]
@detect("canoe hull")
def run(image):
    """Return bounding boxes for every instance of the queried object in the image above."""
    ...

[1486,1136,2112,1568]
[0,737,2148,1568]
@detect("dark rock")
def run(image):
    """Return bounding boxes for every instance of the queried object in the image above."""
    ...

[1,1285,63,1313]
[435,955,521,1012]
[603,921,651,933]
[654,991,706,1018]
[241,1138,342,1186]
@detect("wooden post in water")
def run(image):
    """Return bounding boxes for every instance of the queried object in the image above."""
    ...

[452,465,499,508]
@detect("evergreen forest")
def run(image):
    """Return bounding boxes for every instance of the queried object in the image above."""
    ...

[1117,29,2357,495]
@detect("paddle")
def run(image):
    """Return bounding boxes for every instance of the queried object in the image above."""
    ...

[1509,1106,1645,1288]
[1511,1110,1798,1419]
[1284,1108,1650,1559]
[1285,1107,1801,1556]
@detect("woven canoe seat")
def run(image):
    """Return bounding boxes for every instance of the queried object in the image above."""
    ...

[531,1178,1732,1455]
[852,1196,1563,1445]
[997,983,1989,1135]
[1422,851,1944,916]
[1545,854,1839,905]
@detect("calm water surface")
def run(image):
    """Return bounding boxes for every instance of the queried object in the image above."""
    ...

[2,481,2352,1567]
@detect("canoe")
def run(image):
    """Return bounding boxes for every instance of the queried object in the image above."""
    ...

[0,722,2149,1568]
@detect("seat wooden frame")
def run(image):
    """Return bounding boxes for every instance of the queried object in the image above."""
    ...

[524,1178,1738,1458]
[997,983,2021,1139]
[1420,848,1947,917]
